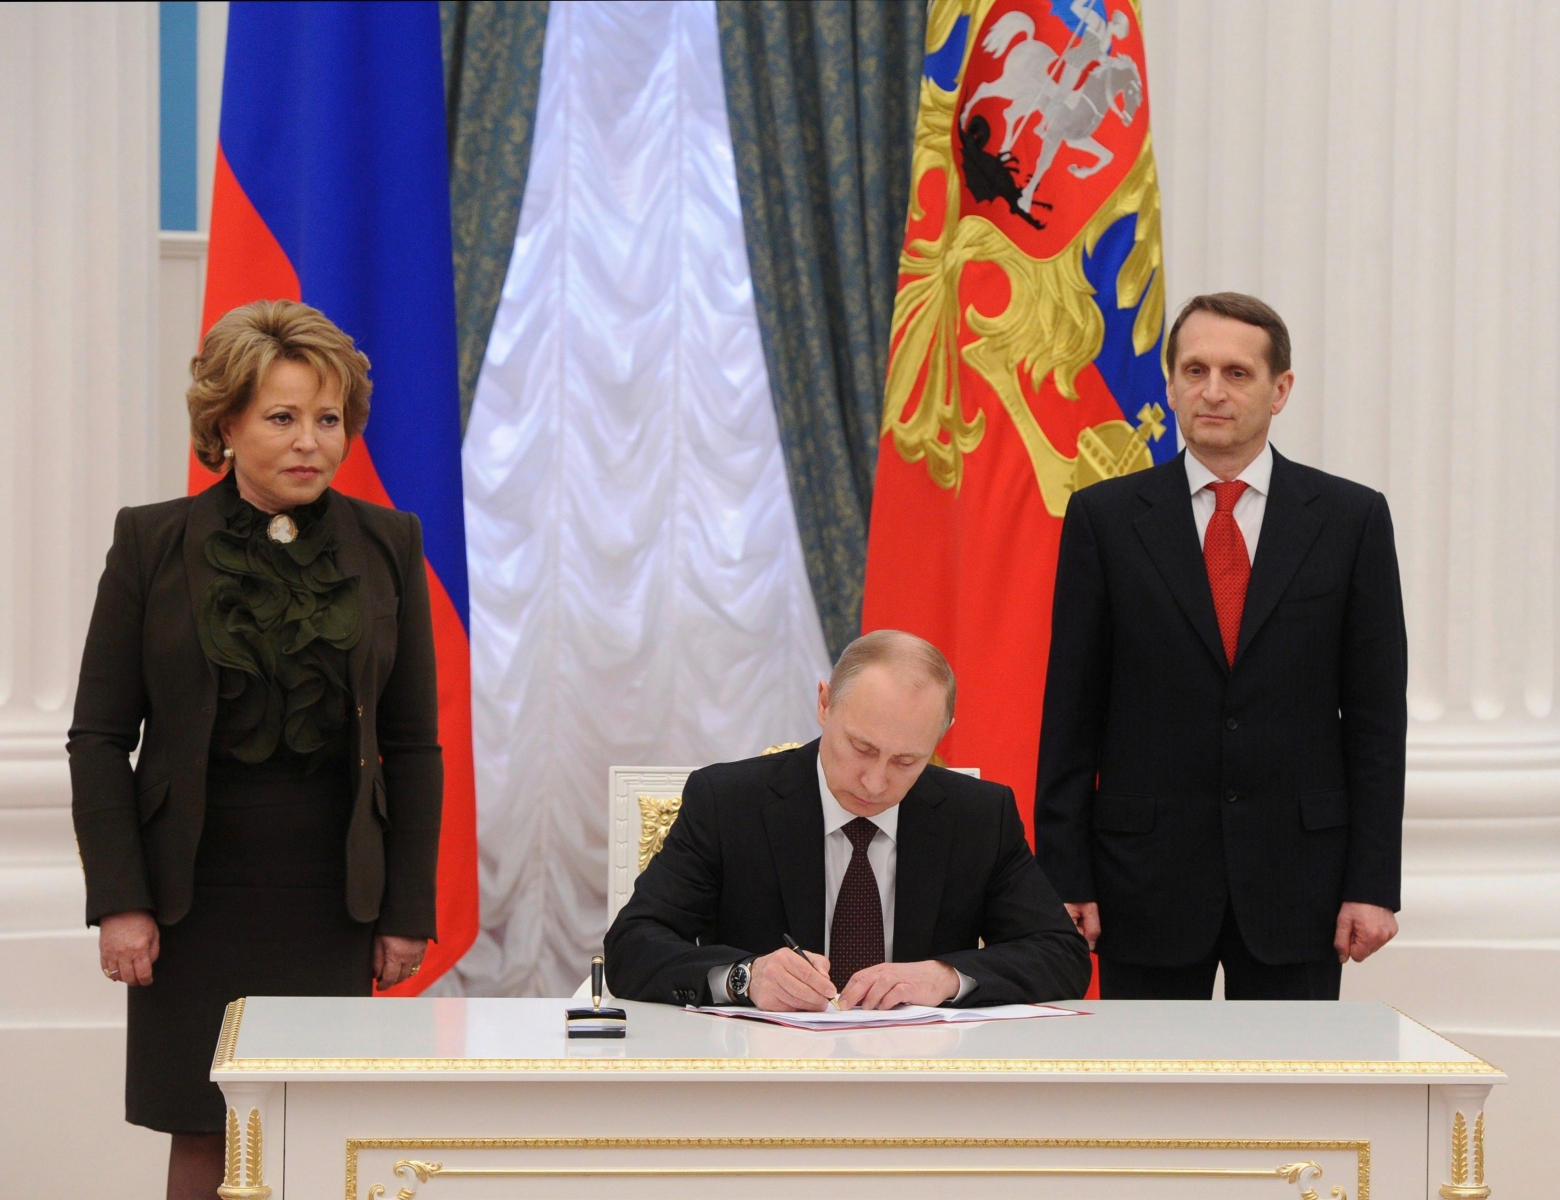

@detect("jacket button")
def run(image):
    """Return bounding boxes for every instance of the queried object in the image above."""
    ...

[360,758,367,767]
[357,705,364,717]
[1225,717,1239,730]
[1226,791,1238,803]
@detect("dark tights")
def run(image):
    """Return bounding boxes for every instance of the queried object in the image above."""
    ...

[167,1133,224,1200]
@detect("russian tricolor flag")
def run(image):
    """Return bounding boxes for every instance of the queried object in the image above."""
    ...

[193,0,477,994]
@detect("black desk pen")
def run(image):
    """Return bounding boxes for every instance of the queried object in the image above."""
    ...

[567,956,626,1038]
[782,933,841,1009]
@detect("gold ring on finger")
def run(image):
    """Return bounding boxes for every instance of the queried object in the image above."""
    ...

[104,967,120,979]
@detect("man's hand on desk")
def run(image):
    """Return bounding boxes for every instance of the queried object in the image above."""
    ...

[836,961,960,1011]
[749,948,837,1011]
[1064,902,1100,950]
[1333,902,1397,964]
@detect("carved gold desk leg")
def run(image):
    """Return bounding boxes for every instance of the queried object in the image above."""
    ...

[215,1082,282,1200]
[1433,1084,1493,1200]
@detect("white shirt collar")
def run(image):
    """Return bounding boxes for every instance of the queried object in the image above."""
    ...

[1185,440,1273,498]
[816,752,899,842]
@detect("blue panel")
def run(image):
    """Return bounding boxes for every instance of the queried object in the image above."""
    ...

[924,15,969,90]
[1054,0,1108,38]
[159,1,198,231]
[1081,213,1177,464]
[218,2,468,625]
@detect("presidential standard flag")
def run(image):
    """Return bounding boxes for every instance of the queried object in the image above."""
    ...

[864,0,1173,842]
[191,0,478,994]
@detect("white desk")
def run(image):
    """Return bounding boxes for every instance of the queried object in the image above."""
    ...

[211,997,1503,1200]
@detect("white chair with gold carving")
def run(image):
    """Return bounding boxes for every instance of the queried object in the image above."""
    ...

[577,745,979,999]
[573,745,797,1000]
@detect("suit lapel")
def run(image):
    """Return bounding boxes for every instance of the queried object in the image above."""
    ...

[1235,449,1323,663]
[1133,454,1228,670]
[183,479,230,687]
[891,772,952,963]
[329,494,372,696]
[760,742,827,953]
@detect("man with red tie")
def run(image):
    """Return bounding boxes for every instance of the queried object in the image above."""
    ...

[1035,293,1408,1000]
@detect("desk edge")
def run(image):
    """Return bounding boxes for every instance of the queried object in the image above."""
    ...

[211,998,1505,1080]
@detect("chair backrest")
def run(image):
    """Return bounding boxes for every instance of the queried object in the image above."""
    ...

[607,765,695,926]
[605,753,979,926]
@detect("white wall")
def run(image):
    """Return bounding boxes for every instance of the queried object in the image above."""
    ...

[0,3,174,1196]
[1144,3,1560,1196]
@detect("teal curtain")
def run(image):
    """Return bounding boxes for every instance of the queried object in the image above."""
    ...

[717,1,927,660]
[441,1,550,434]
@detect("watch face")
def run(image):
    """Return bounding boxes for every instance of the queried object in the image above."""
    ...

[731,963,750,996]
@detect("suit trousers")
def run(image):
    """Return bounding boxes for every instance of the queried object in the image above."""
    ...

[1097,904,1343,1000]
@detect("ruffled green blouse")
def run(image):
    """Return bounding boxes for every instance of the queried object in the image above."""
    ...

[196,476,362,766]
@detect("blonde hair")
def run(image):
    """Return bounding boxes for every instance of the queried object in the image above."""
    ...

[827,630,957,732]
[187,300,372,470]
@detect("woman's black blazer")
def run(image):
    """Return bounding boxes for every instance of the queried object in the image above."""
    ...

[67,483,443,938]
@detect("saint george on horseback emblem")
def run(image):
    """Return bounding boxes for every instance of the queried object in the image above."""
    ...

[954,0,1150,257]
[882,0,1170,516]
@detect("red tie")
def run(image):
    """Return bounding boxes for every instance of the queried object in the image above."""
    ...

[1204,481,1250,666]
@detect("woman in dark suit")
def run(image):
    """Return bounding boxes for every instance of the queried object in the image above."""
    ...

[69,299,443,1199]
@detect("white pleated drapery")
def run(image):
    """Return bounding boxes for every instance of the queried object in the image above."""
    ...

[451,0,832,998]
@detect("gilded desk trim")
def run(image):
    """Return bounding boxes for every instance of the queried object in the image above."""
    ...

[218,1103,271,1200]
[1441,1108,1492,1199]
[226,1055,1500,1076]
[1390,1004,1504,1076]
[214,996,246,1071]
[346,1137,1370,1200]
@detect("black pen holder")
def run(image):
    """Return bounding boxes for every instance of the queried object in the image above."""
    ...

[566,1006,627,1039]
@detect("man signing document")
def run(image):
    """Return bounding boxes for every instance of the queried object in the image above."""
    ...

[606,631,1090,1010]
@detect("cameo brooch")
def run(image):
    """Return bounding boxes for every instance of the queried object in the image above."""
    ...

[267,513,299,544]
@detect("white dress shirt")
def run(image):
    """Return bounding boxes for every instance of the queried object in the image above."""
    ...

[707,756,973,1003]
[1185,440,1273,559]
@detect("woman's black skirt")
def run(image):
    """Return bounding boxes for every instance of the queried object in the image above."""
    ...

[125,755,374,1134]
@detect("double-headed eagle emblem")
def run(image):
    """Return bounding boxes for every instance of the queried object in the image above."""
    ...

[883,0,1167,516]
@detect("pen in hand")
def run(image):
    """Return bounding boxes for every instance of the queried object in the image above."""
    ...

[782,932,841,1010]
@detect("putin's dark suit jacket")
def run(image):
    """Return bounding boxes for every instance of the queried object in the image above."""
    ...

[67,479,443,937]
[605,740,1091,1005]
[1035,448,1407,966]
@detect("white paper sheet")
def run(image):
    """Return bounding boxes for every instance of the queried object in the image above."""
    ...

[686,1003,1083,1032]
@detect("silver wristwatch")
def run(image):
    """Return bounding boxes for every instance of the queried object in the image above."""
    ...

[727,956,755,1003]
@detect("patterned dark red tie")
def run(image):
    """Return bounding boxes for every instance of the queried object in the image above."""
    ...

[829,817,886,992]
[1204,480,1251,666]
